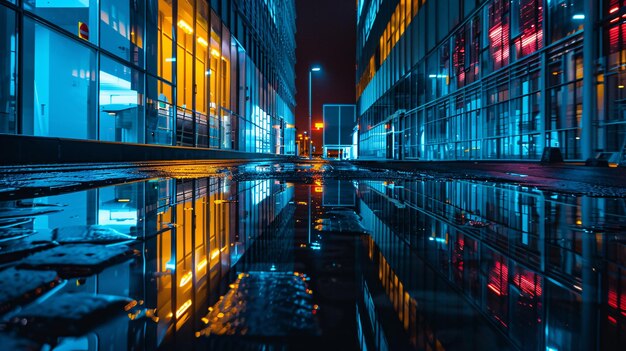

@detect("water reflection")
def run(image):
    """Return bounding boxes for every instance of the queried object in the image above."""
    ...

[0,176,297,350]
[356,179,626,351]
[0,169,624,351]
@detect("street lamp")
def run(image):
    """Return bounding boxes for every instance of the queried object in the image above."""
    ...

[309,66,321,159]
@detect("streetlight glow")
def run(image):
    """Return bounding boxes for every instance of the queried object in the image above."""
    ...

[311,67,321,72]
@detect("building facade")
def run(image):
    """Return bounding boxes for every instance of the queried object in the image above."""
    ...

[322,104,356,159]
[356,0,626,161]
[0,0,296,157]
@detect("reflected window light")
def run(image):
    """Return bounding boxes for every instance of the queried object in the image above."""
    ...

[197,258,207,272]
[175,299,192,318]
[197,37,208,47]
[177,20,193,34]
[179,271,193,287]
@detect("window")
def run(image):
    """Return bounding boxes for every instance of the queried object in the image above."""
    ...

[487,0,510,70]
[100,0,144,66]
[0,5,17,134]
[146,0,173,83]
[146,75,174,145]
[219,25,232,149]
[210,11,222,148]
[99,55,144,143]
[24,0,99,45]
[176,0,194,111]
[195,0,210,147]
[22,19,97,139]
[172,0,194,146]
[513,0,543,59]
[548,0,583,43]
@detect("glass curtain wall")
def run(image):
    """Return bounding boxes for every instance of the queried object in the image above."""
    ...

[22,18,97,139]
[602,0,626,154]
[146,0,175,145]
[5,0,295,155]
[99,56,145,143]
[357,0,593,161]
[0,4,17,134]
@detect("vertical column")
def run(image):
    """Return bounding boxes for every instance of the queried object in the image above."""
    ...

[582,0,597,160]
[172,0,179,146]
[192,0,198,147]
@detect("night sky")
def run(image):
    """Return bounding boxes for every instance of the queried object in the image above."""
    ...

[295,0,356,148]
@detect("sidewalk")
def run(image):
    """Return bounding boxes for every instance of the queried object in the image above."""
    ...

[351,160,626,197]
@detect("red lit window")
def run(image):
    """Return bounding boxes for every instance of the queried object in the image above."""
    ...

[607,278,626,321]
[488,260,509,296]
[453,27,466,87]
[468,17,481,83]
[512,268,542,298]
[488,0,510,70]
[515,0,543,58]
[452,235,464,275]
[607,1,626,55]
[608,0,625,17]
[454,17,481,87]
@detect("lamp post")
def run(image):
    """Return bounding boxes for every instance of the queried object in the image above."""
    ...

[309,66,321,159]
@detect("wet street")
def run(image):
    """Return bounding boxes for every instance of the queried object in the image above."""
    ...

[0,161,625,350]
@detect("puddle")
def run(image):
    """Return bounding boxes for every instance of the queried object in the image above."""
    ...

[0,163,623,350]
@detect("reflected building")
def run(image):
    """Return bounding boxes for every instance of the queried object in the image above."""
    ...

[355,179,626,350]
[356,0,626,162]
[1,167,624,349]
[0,0,296,156]
[0,175,295,349]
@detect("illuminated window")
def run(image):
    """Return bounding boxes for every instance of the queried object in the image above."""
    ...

[147,0,174,84]
[24,0,99,45]
[22,19,97,139]
[548,0,583,43]
[194,0,210,147]
[100,0,144,66]
[146,76,174,145]
[0,5,16,134]
[513,0,543,59]
[99,56,144,143]
[488,0,510,70]
[176,0,194,110]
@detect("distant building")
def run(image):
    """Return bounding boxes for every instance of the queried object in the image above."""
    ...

[0,0,296,161]
[356,0,626,163]
[322,104,356,159]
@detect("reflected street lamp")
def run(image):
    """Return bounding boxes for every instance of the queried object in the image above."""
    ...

[309,66,321,159]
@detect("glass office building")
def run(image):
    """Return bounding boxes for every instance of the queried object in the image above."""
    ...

[356,0,626,161]
[0,0,296,155]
